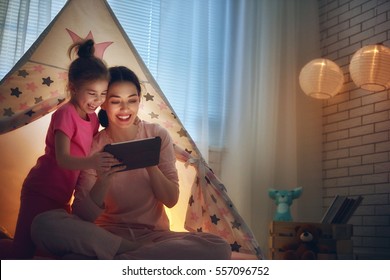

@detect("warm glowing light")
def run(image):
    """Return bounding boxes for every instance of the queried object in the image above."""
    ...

[299,58,344,99]
[349,44,390,92]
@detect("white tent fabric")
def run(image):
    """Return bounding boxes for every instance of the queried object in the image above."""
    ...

[0,0,263,259]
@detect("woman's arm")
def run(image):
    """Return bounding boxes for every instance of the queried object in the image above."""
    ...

[146,166,179,208]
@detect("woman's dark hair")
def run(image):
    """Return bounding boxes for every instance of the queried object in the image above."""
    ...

[99,66,142,127]
[67,39,109,89]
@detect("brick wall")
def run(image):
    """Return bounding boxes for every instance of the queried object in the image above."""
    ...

[319,0,390,259]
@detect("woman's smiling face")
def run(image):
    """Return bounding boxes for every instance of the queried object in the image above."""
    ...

[102,81,140,128]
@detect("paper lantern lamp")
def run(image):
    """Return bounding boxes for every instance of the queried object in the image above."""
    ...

[299,58,344,99]
[349,44,390,92]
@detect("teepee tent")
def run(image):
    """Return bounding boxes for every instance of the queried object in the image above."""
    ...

[0,0,263,259]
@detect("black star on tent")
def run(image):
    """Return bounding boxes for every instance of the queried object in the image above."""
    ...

[210,214,220,225]
[230,241,241,252]
[18,69,29,78]
[42,76,53,86]
[144,92,154,101]
[3,108,14,117]
[254,247,262,256]
[177,128,187,137]
[188,195,195,206]
[25,110,35,117]
[58,98,66,105]
[197,228,203,232]
[34,96,43,104]
[231,220,241,229]
[185,148,192,154]
[210,194,217,203]
[10,87,22,98]
[149,112,159,119]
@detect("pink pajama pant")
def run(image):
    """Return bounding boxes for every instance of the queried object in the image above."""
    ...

[31,209,232,260]
[0,192,69,260]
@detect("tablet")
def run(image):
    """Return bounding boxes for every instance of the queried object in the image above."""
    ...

[103,136,161,171]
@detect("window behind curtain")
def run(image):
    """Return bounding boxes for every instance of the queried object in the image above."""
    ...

[0,0,226,148]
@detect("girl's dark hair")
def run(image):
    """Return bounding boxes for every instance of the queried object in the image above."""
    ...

[67,39,109,89]
[99,66,142,127]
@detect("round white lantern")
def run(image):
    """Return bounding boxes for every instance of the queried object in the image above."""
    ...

[299,58,344,99]
[349,44,390,92]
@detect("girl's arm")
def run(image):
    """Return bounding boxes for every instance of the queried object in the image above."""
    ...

[55,130,115,171]
[146,165,179,208]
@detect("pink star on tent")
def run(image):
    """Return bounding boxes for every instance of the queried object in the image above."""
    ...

[26,82,38,92]
[158,101,168,110]
[57,72,68,81]
[50,90,60,97]
[33,65,45,73]
[19,103,29,110]
[66,28,113,59]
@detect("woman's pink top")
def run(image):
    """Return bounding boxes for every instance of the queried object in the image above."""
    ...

[72,121,179,231]
[21,102,99,205]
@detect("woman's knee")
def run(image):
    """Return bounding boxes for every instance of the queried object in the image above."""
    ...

[31,209,68,242]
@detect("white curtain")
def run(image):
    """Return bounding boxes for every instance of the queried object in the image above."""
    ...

[220,0,323,250]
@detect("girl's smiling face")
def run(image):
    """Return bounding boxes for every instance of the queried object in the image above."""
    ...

[102,81,140,128]
[71,79,108,119]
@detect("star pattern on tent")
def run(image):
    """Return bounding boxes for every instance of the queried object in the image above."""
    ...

[25,110,35,117]
[58,72,68,80]
[231,220,241,230]
[162,120,174,129]
[149,112,159,119]
[177,128,187,137]
[188,195,195,206]
[42,76,54,86]
[144,92,154,101]
[210,214,220,225]
[254,247,262,256]
[197,228,203,232]
[50,90,60,97]
[3,108,14,117]
[157,101,168,110]
[218,207,230,217]
[230,241,241,252]
[19,102,29,110]
[185,148,192,154]
[218,228,231,239]
[66,29,113,59]
[34,96,43,104]
[26,82,38,92]
[10,88,22,98]
[33,65,45,73]
[18,69,29,78]
[58,98,66,105]
[190,212,198,221]
[210,194,217,203]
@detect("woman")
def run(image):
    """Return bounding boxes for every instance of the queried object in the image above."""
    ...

[31,66,231,260]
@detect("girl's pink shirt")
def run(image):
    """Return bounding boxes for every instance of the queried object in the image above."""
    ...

[22,102,99,205]
[72,121,179,231]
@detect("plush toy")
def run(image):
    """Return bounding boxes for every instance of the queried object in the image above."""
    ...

[283,224,328,260]
[268,187,302,221]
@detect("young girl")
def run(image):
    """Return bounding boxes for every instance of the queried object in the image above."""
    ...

[0,39,117,259]
[31,66,231,260]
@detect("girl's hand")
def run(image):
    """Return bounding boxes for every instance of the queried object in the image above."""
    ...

[89,152,120,172]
